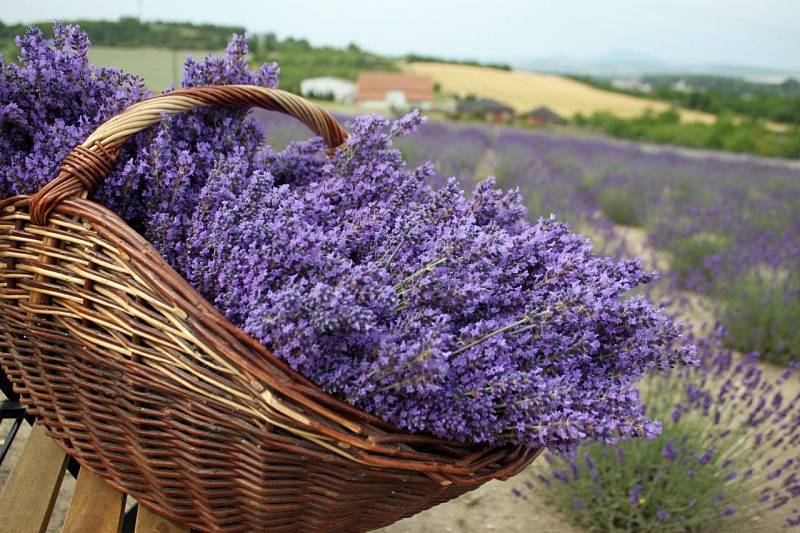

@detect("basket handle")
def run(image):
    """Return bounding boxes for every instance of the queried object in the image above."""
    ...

[29,85,349,226]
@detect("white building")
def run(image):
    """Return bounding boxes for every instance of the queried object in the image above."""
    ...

[611,77,653,94]
[299,77,357,103]
[671,79,693,93]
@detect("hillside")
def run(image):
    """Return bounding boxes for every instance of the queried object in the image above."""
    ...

[5,18,797,158]
[570,73,800,127]
[88,47,220,90]
[0,17,241,54]
[0,19,396,93]
[405,62,717,124]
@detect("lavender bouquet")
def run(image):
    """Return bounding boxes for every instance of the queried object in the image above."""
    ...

[1,24,695,453]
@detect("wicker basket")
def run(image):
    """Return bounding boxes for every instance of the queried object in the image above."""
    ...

[0,85,540,532]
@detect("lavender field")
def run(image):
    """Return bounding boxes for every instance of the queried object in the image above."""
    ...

[428,125,800,364]
[395,122,800,529]
[259,111,800,367]
[391,120,800,530]
[254,110,800,530]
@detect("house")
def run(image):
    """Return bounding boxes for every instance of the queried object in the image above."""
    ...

[610,77,653,94]
[299,77,357,103]
[355,72,434,110]
[454,97,515,123]
[671,79,692,93]
[521,106,565,126]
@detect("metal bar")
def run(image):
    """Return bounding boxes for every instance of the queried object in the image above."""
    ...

[0,370,19,402]
[0,399,26,420]
[0,416,24,464]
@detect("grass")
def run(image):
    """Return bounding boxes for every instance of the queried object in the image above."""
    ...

[527,359,791,532]
[578,111,800,159]
[719,272,800,365]
[536,423,739,532]
[88,47,222,90]
[666,234,730,289]
[404,62,717,124]
[597,187,645,227]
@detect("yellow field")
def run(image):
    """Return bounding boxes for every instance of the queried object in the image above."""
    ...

[405,62,717,124]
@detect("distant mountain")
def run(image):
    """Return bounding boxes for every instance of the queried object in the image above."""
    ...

[512,49,799,82]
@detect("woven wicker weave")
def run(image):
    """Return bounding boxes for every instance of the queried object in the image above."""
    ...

[0,85,540,532]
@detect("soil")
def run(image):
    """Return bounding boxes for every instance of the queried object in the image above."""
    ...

[378,479,578,533]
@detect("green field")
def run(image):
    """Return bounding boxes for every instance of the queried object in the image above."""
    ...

[88,47,222,90]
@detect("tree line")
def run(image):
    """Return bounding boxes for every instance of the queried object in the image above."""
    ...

[0,17,244,51]
[570,73,800,126]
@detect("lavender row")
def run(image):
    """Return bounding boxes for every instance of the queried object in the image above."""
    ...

[523,326,800,530]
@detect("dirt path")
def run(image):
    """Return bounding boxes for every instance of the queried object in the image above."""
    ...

[378,479,578,533]
[611,223,798,392]
[473,148,497,182]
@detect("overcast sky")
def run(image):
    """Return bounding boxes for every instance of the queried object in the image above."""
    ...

[4,0,799,70]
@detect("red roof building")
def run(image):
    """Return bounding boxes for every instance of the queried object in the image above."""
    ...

[356,72,434,109]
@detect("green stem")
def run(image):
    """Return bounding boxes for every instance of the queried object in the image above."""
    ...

[452,310,552,356]
[394,257,447,291]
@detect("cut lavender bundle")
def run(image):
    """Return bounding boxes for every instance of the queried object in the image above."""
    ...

[1,25,695,453]
[173,109,697,452]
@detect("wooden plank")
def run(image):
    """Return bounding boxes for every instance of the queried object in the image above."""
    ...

[0,424,68,533]
[62,467,126,533]
[134,505,189,533]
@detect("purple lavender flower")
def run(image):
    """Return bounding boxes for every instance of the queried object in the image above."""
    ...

[615,447,625,464]
[1,24,697,452]
[527,328,800,529]
[629,484,642,508]
[698,448,715,465]
[662,440,678,461]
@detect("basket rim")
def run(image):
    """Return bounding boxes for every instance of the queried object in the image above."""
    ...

[1,193,541,485]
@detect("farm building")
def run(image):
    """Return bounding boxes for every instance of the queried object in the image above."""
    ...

[610,77,653,93]
[299,77,357,103]
[521,106,566,126]
[356,72,434,110]
[454,97,515,123]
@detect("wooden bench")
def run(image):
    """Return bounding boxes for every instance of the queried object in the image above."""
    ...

[0,424,189,533]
